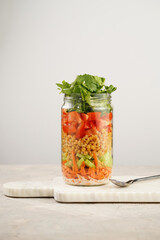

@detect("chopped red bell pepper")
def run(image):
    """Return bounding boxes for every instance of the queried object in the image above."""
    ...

[87,112,101,121]
[101,112,112,121]
[62,109,67,116]
[81,113,88,121]
[81,113,90,129]
[96,119,108,131]
[84,121,90,129]
[85,128,97,136]
[76,121,85,139]
[68,111,82,124]
[62,123,68,134]
[106,123,112,133]
[62,122,77,134]
[62,115,68,125]
[62,109,68,124]
[89,120,97,130]
[62,109,112,136]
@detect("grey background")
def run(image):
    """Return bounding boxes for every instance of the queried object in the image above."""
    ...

[1,0,160,165]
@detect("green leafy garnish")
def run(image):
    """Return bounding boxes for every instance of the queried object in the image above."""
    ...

[56,74,117,113]
[104,85,117,94]
[56,81,71,95]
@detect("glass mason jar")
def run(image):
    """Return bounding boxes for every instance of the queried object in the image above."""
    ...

[61,93,113,185]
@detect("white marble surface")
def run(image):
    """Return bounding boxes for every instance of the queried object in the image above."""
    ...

[3,181,54,197]
[0,164,160,240]
[53,176,160,202]
[3,175,160,202]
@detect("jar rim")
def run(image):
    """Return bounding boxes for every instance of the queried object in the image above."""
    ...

[64,93,111,99]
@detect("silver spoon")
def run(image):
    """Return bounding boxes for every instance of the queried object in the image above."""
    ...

[109,174,160,187]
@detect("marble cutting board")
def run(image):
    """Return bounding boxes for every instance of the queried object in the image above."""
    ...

[3,176,160,202]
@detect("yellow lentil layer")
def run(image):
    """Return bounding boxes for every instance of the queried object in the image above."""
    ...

[62,128,112,160]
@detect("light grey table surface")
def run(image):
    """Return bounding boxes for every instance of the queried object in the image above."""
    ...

[0,164,160,240]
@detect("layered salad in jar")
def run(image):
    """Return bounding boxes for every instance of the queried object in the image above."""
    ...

[57,74,117,185]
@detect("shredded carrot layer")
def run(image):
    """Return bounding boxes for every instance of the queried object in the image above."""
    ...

[93,152,99,175]
[62,164,112,180]
[72,150,78,173]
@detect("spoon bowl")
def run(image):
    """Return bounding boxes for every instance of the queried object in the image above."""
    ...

[109,174,160,187]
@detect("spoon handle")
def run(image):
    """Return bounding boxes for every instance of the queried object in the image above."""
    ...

[132,174,160,183]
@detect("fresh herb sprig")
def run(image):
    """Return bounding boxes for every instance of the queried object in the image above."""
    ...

[56,74,117,113]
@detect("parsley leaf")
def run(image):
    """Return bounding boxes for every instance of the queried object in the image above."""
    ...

[56,74,117,113]
[104,85,117,94]
[56,80,71,95]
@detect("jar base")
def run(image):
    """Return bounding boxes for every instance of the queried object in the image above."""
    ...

[63,175,110,186]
